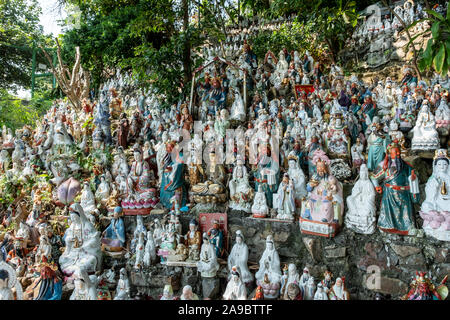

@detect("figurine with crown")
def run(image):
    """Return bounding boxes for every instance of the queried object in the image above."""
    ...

[371,141,420,235]
[420,149,450,241]
[300,149,344,237]
[324,112,351,161]
[402,272,448,300]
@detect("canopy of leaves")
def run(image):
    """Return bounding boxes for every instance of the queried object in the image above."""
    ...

[0,0,52,92]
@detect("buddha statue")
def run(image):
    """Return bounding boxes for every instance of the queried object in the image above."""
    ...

[227,230,253,285]
[411,101,440,151]
[255,235,282,299]
[191,150,227,204]
[101,206,126,250]
[345,164,377,234]
[180,285,199,300]
[59,203,102,277]
[420,149,450,241]
[229,156,254,212]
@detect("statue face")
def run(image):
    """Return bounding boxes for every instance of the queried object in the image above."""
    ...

[267,242,273,250]
[317,162,327,176]
[0,277,8,289]
[236,236,242,244]
[389,147,400,160]
[183,288,192,299]
[189,224,196,232]
[70,212,81,224]
[436,159,449,173]
[236,166,243,178]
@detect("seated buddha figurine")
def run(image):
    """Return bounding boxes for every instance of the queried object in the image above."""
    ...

[411,101,440,151]
[191,150,227,204]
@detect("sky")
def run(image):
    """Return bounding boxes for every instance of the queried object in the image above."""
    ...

[38,0,67,36]
[16,1,66,99]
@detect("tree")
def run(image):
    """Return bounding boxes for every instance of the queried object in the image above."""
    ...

[0,0,51,92]
[409,6,450,76]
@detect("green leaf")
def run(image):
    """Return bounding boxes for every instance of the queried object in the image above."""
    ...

[431,21,441,38]
[423,39,434,65]
[434,44,445,73]
[407,18,426,30]
[425,9,445,21]
[418,58,427,72]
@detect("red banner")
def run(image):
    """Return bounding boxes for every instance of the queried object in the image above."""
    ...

[294,84,315,99]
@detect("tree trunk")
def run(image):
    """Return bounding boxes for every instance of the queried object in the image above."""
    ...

[182,0,191,84]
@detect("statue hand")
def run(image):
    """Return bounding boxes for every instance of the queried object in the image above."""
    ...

[375,186,382,194]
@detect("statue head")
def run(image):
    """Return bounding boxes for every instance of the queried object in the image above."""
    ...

[163,284,173,299]
[359,164,369,180]
[189,219,198,232]
[433,149,449,174]
[287,283,301,300]
[119,268,127,280]
[265,235,274,250]
[235,230,244,244]
[0,270,9,289]
[182,285,193,299]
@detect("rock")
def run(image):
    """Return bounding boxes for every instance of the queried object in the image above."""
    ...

[435,248,449,264]
[273,231,289,242]
[400,253,427,268]
[363,275,408,297]
[390,244,422,258]
[201,277,220,299]
[325,246,346,259]
[302,237,322,262]
[62,283,74,300]
[357,255,387,271]
[365,242,383,257]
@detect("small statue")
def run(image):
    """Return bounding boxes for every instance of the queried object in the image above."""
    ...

[411,101,440,151]
[184,219,202,262]
[114,268,131,300]
[328,277,350,300]
[134,232,145,269]
[402,272,448,300]
[70,267,98,300]
[208,219,224,258]
[314,283,329,300]
[223,266,247,300]
[251,185,269,218]
[274,173,296,220]
[180,285,199,300]
[304,277,316,300]
[255,235,282,299]
[101,206,125,251]
[371,142,420,235]
[197,232,220,278]
[284,283,302,300]
[229,156,254,212]
[160,284,177,300]
[0,260,23,300]
[345,164,377,234]
[227,230,253,285]
[143,231,157,266]
[420,149,450,241]
[59,203,102,277]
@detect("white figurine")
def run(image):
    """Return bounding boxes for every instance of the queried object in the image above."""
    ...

[70,267,98,300]
[114,268,131,300]
[411,101,440,151]
[227,230,253,284]
[255,235,282,298]
[420,149,450,241]
[275,173,296,220]
[197,232,220,278]
[143,230,157,266]
[59,203,102,276]
[251,185,269,218]
[223,266,247,300]
[180,285,199,300]
[345,164,377,234]
[314,283,329,300]
[0,261,23,300]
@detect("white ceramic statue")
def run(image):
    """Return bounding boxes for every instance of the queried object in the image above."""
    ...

[229,157,254,212]
[227,230,253,284]
[255,235,282,299]
[223,266,247,300]
[420,149,450,241]
[59,203,102,276]
[143,230,157,266]
[345,164,377,234]
[114,268,131,300]
[275,173,296,220]
[70,267,98,300]
[0,261,23,300]
[197,232,220,278]
[411,101,440,151]
[251,185,269,218]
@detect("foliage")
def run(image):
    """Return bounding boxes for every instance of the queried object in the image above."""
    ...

[409,8,450,76]
[0,89,54,131]
[0,0,52,92]
[249,19,326,61]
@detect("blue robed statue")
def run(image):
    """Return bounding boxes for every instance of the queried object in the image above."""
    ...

[102,206,126,247]
[160,142,187,209]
